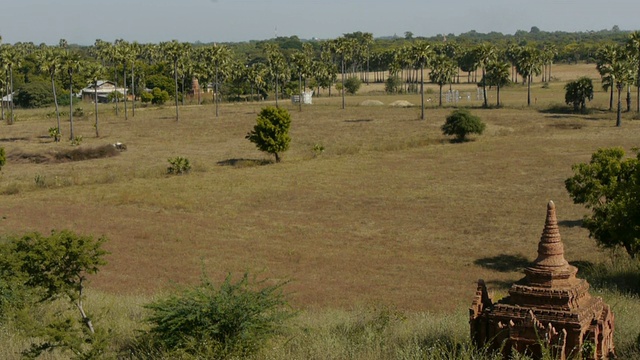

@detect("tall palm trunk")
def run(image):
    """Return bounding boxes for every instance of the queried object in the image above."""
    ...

[341,57,345,109]
[9,66,14,124]
[420,62,425,119]
[123,66,128,120]
[527,74,532,106]
[609,86,614,111]
[482,66,488,108]
[131,63,135,117]
[114,69,119,115]
[626,85,631,112]
[69,73,74,140]
[616,84,622,127]
[51,73,61,141]
[94,84,99,137]
[174,60,179,121]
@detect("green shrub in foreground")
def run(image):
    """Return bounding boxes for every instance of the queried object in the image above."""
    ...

[142,273,293,358]
[166,156,191,175]
[442,109,486,142]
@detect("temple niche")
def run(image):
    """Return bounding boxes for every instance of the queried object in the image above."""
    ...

[470,201,615,359]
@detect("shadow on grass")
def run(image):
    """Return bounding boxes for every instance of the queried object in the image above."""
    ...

[474,254,531,273]
[217,158,272,167]
[0,137,29,142]
[558,219,583,228]
[344,119,373,123]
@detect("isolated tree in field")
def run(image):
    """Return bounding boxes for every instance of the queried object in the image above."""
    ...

[565,147,640,257]
[564,77,594,112]
[84,61,105,137]
[429,54,457,107]
[441,109,485,142]
[412,41,433,118]
[485,60,510,106]
[246,106,291,163]
[35,47,64,141]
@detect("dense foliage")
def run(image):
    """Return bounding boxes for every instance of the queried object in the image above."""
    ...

[565,147,640,257]
[0,147,5,172]
[246,106,292,163]
[565,76,594,112]
[143,273,293,358]
[441,109,486,141]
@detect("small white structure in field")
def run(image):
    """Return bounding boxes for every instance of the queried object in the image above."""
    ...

[291,90,313,105]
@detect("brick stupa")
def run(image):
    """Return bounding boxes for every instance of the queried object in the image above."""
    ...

[470,201,615,359]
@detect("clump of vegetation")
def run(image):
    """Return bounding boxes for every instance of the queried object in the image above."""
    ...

[0,230,109,358]
[344,76,362,95]
[167,156,191,175]
[54,144,119,162]
[139,273,293,358]
[385,75,402,94]
[565,147,640,258]
[71,135,83,146]
[441,109,486,142]
[151,87,170,105]
[73,107,84,117]
[312,143,325,157]
[0,147,5,171]
[48,127,61,142]
[564,76,594,112]
[246,106,292,163]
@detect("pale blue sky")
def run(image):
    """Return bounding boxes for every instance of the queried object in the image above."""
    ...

[0,0,636,45]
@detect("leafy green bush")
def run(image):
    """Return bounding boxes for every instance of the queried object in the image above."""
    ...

[48,127,61,142]
[344,76,362,95]
[441,109,486,142]
[151,87,170,105]
[385,75,402,94]
[246,106,292,163]
[167,156,191,175]
[140,90,153,103]
[0,230,109,358]
[143,273,293,358]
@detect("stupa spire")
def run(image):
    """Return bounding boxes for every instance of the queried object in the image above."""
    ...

[532,200,569,269]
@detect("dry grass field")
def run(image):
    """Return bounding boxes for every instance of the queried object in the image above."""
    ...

[0,63,637,318]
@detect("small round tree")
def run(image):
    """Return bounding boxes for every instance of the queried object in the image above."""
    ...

[246,106,291,163]
[564,76,594,113]
[441,109,486,142]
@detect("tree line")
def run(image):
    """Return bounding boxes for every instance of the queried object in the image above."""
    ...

[1,28,640,131]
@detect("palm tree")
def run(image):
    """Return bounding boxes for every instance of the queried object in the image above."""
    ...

[596,44,621,111]
[429,54,457,107]
[626,31,640,112]
[612,61,634,127]
[264,43,287,108]
[515,46,542,106]
[84,62,105,137]
[331,37,357,109]
[115,39,133,120]
[61,52,82,140]
[412,41,433,118]
[36,47,64,141]
[485,60,511,107]
[0,45,22,124]
[160,40,184,121]
[473,43,497,108]
[200,44,231,117]
[291,43,313,112]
